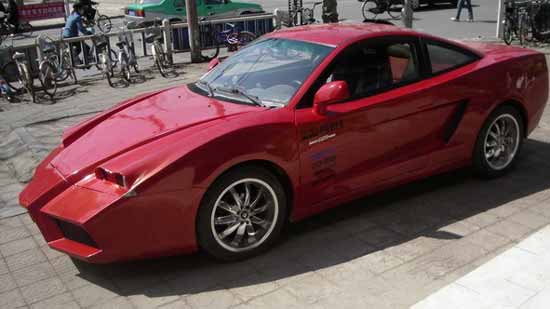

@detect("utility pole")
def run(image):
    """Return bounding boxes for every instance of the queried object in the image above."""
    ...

[185,0,203,63]
[402,0,413,28]
[496,0,505,38]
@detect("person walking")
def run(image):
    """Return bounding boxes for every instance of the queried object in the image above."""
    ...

[322,0,338,23]
[451,0,474,22]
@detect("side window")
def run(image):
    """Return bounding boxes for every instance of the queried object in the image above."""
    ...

[173,0,185,8]
[426,41,478,74]
[298,39,420,108]
[205,0,224,4]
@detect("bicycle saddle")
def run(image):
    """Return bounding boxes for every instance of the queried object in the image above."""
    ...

[12,52,25,60]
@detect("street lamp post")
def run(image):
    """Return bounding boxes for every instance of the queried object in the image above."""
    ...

[185,0,202,63]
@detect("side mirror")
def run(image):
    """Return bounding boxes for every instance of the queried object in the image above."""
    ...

[207,57,220,71]
[313,81,350,115]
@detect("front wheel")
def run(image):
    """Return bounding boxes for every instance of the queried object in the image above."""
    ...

[473,105,524,178]
[2,61,24,91]
[362,0,380,20]
[197,166,288,261]
[39,61,57,98]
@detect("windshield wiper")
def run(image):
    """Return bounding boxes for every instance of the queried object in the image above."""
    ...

[197,80,213,97]
[216,86,266,107]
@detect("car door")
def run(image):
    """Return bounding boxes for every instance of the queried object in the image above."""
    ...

[201,0,225,17]
[296,36,454,207]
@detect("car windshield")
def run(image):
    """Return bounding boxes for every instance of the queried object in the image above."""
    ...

[197,38,334,107]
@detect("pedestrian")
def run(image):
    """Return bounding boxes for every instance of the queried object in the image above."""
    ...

[451,0,473,22]
[6,0,19,32]
[322,0,338,23]
[62,3,93,64]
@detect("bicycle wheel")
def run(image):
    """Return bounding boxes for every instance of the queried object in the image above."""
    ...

[154,43,170,78]
[2,61,24,91]
[362,0,380,20]
[518,15,529,46]
[388,0,404,20]
[97,15,112,33]
[19,64,35,103]
[55,51,71,82]
[201,31,220,61]
[120,53,131,82]
[503,19,513,45]
[39,61,57,97]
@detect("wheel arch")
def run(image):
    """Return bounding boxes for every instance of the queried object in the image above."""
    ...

[495,100,529,137]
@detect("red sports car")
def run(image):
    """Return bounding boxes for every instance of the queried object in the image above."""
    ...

[20,23,548,263]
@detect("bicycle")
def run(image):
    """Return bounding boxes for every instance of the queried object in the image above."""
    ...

[360,0,405,20]
[503,0,531,46]
[35,34,58,99]
[145,21,171,78]
[114,23,139,82]
[200,21,256,61]
[290,1,322,26]
[2,36,35,102]
[529,0,550,42]
[93,34,115,87]
[83,2,112,34]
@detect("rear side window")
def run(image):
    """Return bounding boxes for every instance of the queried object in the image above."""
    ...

[426,41,478,74]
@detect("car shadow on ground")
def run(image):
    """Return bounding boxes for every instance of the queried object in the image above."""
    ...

[72,137,550,298]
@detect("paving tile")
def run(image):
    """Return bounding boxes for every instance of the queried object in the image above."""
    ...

[0,237,37,257]
[5,248,47,272]
[350,249,405,275]
[0,226,30,245]
[126,283,180,309]
[246,288,309,309]
[227,272,280,302]
[412,283,494,309]
[436,220,480,237]
[508,210,550,230]
[185,287,241,309]
[0,273,17,293]
[29,292,78,309]
[0,289,27,309]
[355,226,406,249]
[158,298,192,308]
[90,296,136,309]
[383,236,450,262]
[485,200,524,219]
[283,272,340,304]
[20,277,67,305]
[0,257,8,275]
[486,219,535,241]
[463,229,511,252]
[521,286,550,309]
[463,212,501,229]
[527,201,550,218]
[72,283,119,308]
[40,245,65,261]
[12,261,57,287]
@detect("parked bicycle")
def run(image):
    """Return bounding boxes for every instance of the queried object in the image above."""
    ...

[0,11,33,45]
[114,22,139,82]
[2,36,35,102]
[360,0,405,20]
[291,1,322,25]
[503,0,530,46]
[529,0,550,42]
[145,21,171,78]
[200,20,256,61]
[83,2,112,33]
[93,34,115,87]
[35,35,58,99]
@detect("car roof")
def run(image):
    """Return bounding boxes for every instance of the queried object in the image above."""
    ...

[266,22,418,47]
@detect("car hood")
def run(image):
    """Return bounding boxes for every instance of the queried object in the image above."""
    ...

[51,85,260,177]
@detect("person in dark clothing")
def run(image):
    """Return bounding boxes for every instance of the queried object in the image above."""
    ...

[62,3,93,63]
[322,0,338,23]
[451,0,474,22]
[6,0,19,32]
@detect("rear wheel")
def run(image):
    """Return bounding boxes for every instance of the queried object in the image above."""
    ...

[362,0,380,20]
[197,166,287,261]
[473,105,524,178]
[3,61,24,91]
[503,19,513,45]
[39,61,57,98]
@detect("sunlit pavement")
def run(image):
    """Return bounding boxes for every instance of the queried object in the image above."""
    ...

[1,7,550,308]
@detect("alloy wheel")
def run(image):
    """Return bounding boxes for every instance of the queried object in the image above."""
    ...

[483,114,520,171]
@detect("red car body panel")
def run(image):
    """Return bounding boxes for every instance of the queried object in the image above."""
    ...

[19,23,548,263]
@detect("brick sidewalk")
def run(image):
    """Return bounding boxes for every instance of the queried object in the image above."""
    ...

[0,49,550,308]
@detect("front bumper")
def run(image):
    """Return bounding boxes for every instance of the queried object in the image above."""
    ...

[20,152,204,263]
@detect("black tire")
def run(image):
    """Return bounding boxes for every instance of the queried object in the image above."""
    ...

[388,0,404,20]
[97,15,112,33]
[201,30,220,61]
[154,43,170,78]
[362,0,380,20]
[197,166,288,261]
[503,20,513,45]
[2,61,24,91]
[39,61,57,98]
[473,105,524,178]
[120,53,131,82]
[518,15,529,47]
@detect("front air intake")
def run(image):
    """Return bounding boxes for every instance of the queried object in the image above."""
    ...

[56,220,98,248]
